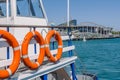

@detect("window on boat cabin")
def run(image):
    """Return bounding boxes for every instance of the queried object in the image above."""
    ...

[17,0,44,18]
[0,0,11,17]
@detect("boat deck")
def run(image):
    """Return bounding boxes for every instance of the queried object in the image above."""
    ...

[10,56,77,80]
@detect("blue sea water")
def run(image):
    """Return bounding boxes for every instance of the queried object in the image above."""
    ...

[73,38,120,80]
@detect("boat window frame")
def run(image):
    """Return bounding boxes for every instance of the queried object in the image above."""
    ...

[0,0,11,17]
[16,0,45,18]
[0,1,6,17]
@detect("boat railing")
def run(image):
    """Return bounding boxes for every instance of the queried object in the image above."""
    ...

[0,26,78,80]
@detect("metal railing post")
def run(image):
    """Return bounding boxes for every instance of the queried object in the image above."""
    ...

[33,27,37,54]
[41,74,47,80]
[52,28,55,50]
[68,27,77,80]
[7,27,11,80]
[7,27,10,59]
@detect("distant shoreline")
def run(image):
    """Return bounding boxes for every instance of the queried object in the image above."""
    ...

[72,36,120,41]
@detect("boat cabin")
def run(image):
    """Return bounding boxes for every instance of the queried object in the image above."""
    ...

[0,0,48,26]
[0,0,48,59]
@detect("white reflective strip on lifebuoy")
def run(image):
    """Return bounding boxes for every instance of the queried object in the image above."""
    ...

[7,68,12,76]
[36,62,40,66]
[45,44,49,48]
[40,45,45,48]
[58,45,63,48]
[22,55,28,59]
[55,31,57,34]
[13,46,20,51]
[32,31,35,36]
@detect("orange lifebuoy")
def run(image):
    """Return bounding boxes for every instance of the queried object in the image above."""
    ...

[22,31,45,70]
[0,30,20,79]
[45,30,63,62]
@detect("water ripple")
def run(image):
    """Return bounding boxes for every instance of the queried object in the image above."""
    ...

[73,38,120,80]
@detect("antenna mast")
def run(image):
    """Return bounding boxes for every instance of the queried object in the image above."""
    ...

[67,0,70,27]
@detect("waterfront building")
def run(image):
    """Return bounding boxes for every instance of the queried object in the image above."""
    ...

[57,20,113,38]
[78,22,112,36]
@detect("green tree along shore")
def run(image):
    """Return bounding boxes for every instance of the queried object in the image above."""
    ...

[112,31,120,35]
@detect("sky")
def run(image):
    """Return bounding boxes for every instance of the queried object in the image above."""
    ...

[43,0,120,31]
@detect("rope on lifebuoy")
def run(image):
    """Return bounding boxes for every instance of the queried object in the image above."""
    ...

[45,30,63,62]
[0,30,20,79]
[21,31,45,70]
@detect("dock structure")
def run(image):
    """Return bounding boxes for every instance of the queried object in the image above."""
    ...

[56,20,113,39]
[77,22,112,36]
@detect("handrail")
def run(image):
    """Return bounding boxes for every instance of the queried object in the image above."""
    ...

[0,25,78,28]
[0,36,74,48]
[0,45,75,67]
